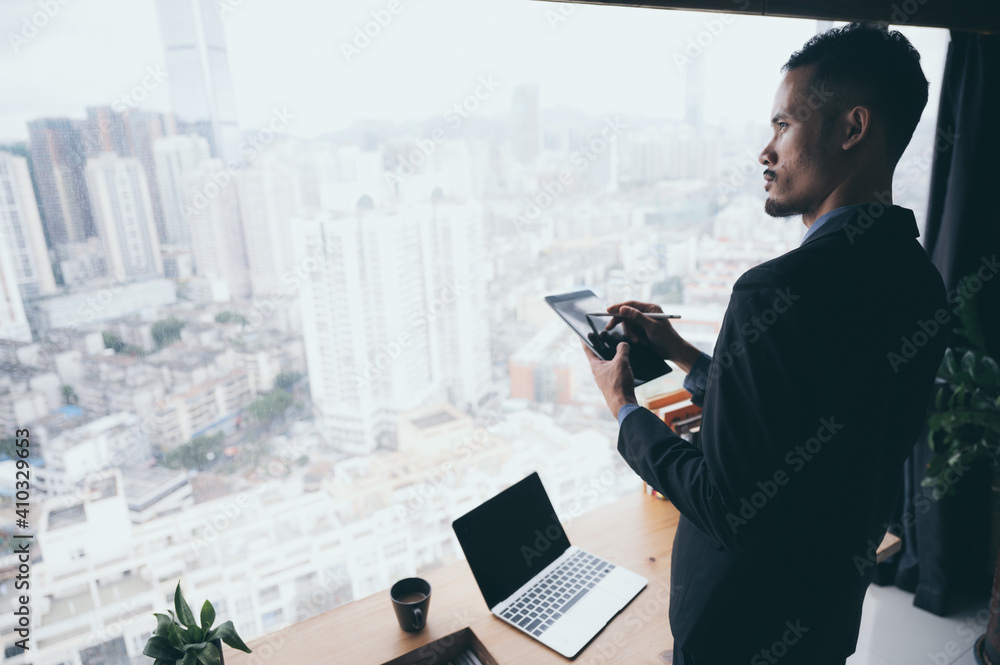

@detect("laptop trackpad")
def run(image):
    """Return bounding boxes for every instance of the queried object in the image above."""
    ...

[544,585,623,656]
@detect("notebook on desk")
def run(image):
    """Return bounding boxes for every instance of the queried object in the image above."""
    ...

[452,472,648,659]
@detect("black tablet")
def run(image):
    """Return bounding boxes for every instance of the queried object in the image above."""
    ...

[544,290,672,386]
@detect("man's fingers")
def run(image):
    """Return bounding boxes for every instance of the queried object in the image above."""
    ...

[580,339,601,364]
[615,341,630,362]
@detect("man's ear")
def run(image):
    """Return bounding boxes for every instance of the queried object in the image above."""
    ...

[841,105,871,151]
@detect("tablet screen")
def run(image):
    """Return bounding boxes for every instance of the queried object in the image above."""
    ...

[545,290,671,385]
[548,292,623,343]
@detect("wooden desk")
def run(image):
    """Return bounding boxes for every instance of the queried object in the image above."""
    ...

[229,492,679,664]
[228,493,902,664]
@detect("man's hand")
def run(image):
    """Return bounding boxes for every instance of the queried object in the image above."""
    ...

[605,300,702,374]
[582,339,638,419]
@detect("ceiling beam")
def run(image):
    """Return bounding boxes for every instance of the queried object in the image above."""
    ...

[533,0,998,33]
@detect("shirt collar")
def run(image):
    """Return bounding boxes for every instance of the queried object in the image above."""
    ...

[800,203,869,246]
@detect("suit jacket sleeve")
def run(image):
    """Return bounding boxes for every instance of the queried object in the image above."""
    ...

[618,271,825,551]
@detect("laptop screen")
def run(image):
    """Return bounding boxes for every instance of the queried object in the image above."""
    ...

[452,472,571,609]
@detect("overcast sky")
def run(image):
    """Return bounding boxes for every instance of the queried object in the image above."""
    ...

[0,0,949,142]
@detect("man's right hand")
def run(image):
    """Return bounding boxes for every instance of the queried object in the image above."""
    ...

[605,301,703,374]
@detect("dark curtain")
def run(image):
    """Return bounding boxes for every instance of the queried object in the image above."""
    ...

[873,29,1000,615]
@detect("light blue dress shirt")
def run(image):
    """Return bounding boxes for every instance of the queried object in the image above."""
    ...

[616,204,869,427]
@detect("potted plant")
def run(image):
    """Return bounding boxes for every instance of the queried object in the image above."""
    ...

[142,582,252,664]
[920,273,1000,665]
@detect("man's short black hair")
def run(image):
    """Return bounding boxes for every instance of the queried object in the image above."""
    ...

[783,21,929,166]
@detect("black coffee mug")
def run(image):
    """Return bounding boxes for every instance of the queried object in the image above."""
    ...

[390,577,431,632]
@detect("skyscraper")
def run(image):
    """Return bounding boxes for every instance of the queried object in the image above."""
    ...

[294,208,433,454]
[85,153,164,282]
[0,151,57,299]
[81,107,177,244]
[0,239,32,343]
[294,195,491,454]
[419,197,491,411]
[153,134,212,246]
[27,118,94,245]
[124,110,177,243]
[155,0,241,164]
[236,158,300,298]
[181,158,250,300]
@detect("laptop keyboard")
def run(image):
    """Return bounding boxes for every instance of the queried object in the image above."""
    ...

[500,550,616,637]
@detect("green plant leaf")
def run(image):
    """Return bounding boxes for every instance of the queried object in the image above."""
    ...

[175,583,197,628]
[962,350,978,380]
[143,635,184,660]
[188,624,205,643]
[168,622,187,650]
[208,620,253,653]
[194,640,221,665]
[941,348,956,378]
[200,600,216,632]
[153,612,174,637]
[980,356,1000,390]
[181,652,199,665]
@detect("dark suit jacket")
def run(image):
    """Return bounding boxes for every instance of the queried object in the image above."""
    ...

[618,205,948,663]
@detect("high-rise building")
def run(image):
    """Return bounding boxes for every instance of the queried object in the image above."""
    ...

[76,107,177,244]
[0,238,31,342]
[124,110,177,243]
[511,84,542,164]
[294,209,432,454]
[294,196,490,454]
[0,151,57,299]
[236,158,300,298]
[418,198,491,411]
[155,0,241,164]
[81,106,131,158]
[181,158,250,300]
[85,153,164,282]
[27,118,94,244]
[153,134,212,246]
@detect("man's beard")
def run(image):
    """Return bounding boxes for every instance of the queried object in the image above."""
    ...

[764,189,807,218]
[764,196,803,217]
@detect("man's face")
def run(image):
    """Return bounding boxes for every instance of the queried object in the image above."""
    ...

[759,65,838,218]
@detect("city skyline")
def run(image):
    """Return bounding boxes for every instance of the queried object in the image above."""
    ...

[0,1,948,142]
[0,7,955,664]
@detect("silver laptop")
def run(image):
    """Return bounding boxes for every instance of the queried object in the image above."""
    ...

[452,472,647,658]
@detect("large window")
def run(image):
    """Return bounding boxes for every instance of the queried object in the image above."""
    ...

[0,1,947,662]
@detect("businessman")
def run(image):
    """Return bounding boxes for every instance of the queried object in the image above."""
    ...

[583,23,947,665]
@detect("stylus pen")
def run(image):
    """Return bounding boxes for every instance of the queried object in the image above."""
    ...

[587,312,681,319]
